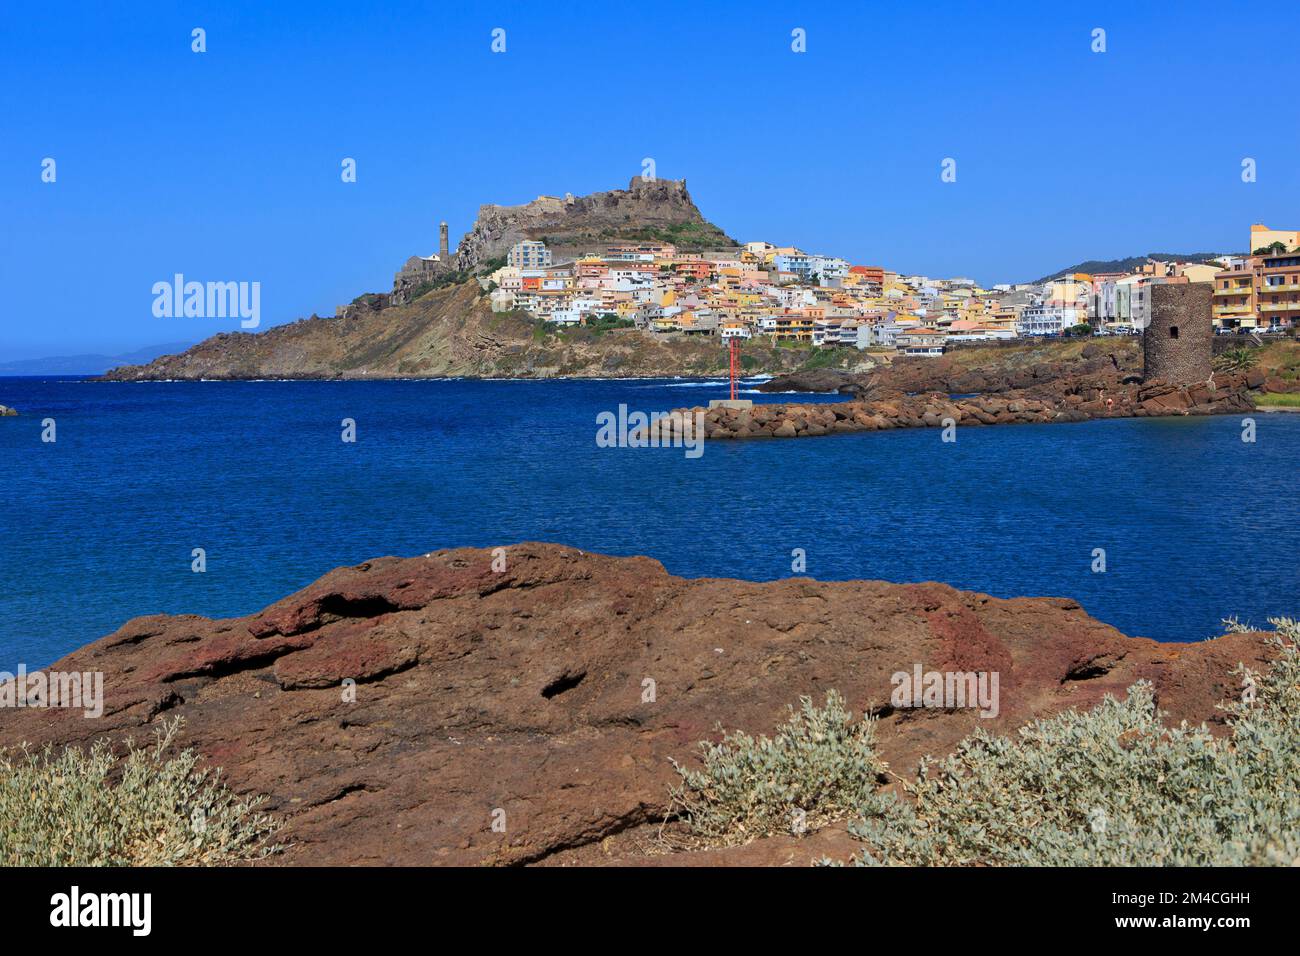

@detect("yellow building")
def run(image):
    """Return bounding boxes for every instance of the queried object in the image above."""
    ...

[1250,223,1299,255]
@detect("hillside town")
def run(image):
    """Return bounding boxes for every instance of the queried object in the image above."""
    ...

[480,222,1300,356]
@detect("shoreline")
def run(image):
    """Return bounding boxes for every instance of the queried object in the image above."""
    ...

[0,542,1279,866]
[642,372,1262,442]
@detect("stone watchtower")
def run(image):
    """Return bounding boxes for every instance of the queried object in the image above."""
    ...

[439,221,449,261]
[1143,283,1213,384]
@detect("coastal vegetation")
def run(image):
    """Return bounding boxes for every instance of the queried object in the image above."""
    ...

[1214,346,1259,373]
[1257,392,1300,407]
[671,619,1300,865]
[403,270,475,302]
[669,691,885,847]
[0,718,280,866]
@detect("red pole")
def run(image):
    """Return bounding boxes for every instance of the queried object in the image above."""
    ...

[729,337,738,400]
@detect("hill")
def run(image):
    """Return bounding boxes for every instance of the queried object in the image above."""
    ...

[1030,252,1230,284]
[99,280,816,380]
[455,177,737,270]
[102,178,749,380]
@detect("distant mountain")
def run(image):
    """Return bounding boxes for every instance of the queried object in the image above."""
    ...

[1030,252,1232,285]
[0,342,198,376]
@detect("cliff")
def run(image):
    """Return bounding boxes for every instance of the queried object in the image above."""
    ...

[0,542,1272,866]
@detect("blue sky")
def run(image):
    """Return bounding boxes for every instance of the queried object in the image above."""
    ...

[2,0,1297,359]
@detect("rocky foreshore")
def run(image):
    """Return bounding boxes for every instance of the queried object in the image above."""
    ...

[0,543,1275,866]
[646,370,1263,442]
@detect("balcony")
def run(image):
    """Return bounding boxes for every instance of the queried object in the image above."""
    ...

[1259,302,1300,312]
[1213,305,1254,315]
[1214,286,1253,296]
[1260,283,1300,293]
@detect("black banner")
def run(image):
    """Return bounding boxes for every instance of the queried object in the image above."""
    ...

[0,866,1273,942]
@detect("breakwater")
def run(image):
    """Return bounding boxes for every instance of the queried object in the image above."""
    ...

[644,371,1261,441]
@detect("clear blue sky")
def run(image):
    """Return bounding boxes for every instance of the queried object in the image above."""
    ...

[2,0,1297,359]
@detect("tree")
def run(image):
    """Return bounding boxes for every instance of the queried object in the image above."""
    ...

[1253,241,1288,256]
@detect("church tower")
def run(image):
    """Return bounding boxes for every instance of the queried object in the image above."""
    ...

[439,221,449,261]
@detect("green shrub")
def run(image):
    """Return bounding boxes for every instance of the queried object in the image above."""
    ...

[1214,347,1259,373]
[0,718,281,866]
[800,347,847,371]
[847,617,1300,866]
[670,691,886,845]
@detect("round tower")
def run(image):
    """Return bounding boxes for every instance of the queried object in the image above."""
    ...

[1143,283,1213,384]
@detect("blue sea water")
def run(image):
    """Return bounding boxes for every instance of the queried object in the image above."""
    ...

[1,374,1297,668]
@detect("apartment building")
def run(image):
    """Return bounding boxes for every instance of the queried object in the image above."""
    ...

[1213,260,1257,330]
[508,240,552,270]
[1217,250,1300,330]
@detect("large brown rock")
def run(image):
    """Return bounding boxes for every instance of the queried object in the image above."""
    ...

[756,368,862,393]
[0,544,1273,867]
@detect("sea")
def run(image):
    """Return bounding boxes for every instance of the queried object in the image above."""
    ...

[1,374,1297,668]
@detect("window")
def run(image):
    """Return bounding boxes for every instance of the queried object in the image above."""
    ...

[1169,326,1180,339]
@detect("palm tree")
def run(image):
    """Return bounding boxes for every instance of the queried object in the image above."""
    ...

[1213,347,1259,373]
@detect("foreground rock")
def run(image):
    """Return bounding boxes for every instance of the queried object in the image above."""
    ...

[0,543,1272,866]
[653,371,1261,442]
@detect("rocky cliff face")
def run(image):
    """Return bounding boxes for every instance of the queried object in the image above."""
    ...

[455,177,737,270]
[0,543,1271,866]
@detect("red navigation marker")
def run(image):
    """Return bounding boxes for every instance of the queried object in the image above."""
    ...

[729,336,739,401]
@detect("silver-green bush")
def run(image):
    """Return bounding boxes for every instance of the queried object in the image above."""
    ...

[0,718,281,866]
[849,617,1300,866]
[670,690,886,846]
